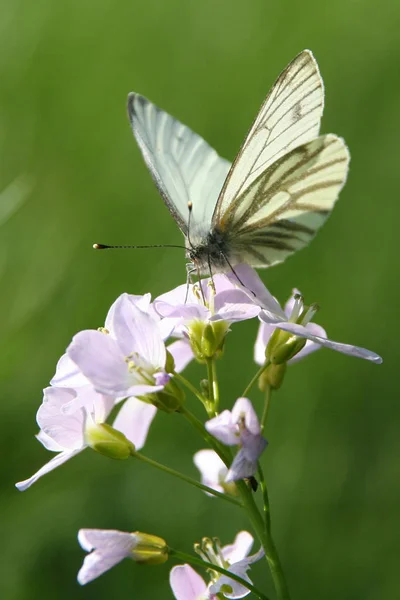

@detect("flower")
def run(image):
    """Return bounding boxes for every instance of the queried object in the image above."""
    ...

[77,529,168,585]
[15,384,155,491]
[155,275,260,361]
[228,264,383,364]
[255,288,327,365]
[67,295,171,398]
[193,449,236,496]
[170,531,264,599]
[205,398,267,482]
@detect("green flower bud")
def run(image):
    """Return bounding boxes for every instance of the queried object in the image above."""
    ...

[131,532,169,565]
[258,363,287,391]
[188,320,229,361]
[165,350,175,374]
[266,328,307,365]
[85,423,135,459]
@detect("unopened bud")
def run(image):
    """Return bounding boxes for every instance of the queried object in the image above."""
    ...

[188,320,229,360]
[258,363,287,391]
[266,328,306,365]
[85,423,135,459]
[131,532,169,565]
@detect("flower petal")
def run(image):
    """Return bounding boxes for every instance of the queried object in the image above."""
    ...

[112,397,157,450]
[169,564,208,600]
[231,398,260,436]
[227,265,285,320]
[225,448,259,482]
[67,330,132,396]
[205,410,239,445]
[212,289,261,323]
[289,322,326,364]
[254,321,275,365]
[222,531,254,564]
[168,338,194,372]
[193,449,228,495]
[77,529,138,585]
[15,449,82,491]
[273,321,383,363]
[50,353,88,387]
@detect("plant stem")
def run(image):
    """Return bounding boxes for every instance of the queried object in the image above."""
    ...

[169,548,271,600]
[133,452,242,507]
[206,357,220,413]
[173,371,207,408]
[242,360,271,398]
[261,383,272,432]
[179,405,232,465]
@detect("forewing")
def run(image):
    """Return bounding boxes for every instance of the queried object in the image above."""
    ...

[128,93,231,236]
[213,49,324,224]
[225,135,350,267]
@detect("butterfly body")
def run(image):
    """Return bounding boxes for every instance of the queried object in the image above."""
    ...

[127,50,349,276]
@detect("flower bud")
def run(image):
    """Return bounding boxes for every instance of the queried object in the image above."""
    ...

[188,320,229,360]
[258,363,287,391]
[85,422,135,459]
[266,328,306,365]
[130,532,169,565]
[145,378,185,413]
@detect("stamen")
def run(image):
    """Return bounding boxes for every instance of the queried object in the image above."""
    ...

[289,294,304,323]
[300,302,319,326]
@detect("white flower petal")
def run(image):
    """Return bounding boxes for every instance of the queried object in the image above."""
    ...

[227,265,285,320]
[168,338,194,373]
[169,564,208,600]
[205,410,238,446]
[113,397,157,450]
[193,449,227,494]
[231,398,260,436]
[275,322,383,363]
[15,449,82,491]
[222,531,253,564]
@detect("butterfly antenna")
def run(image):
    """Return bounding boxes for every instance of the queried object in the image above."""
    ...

[93,243,187,250]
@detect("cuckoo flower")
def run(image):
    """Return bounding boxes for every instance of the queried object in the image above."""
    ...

[254,288,327,365]
[170,531,264,599]
[67,295,171,398]
[205,398,267,482]
[228,264,383,364]
[155,275,260,362]
[15,383,156,490]
[77,529,168,585]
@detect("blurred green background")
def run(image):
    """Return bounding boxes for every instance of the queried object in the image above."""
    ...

[1,0,398,598]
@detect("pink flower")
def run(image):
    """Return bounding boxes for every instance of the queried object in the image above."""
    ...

[205,398,267,482]
[170,531,263,599]
[255,289,327,365]
[228,265,382,364]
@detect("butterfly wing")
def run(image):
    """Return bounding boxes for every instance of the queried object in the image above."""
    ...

[128,93,231,238]
[213,49,324,225]
[220,134,350,267]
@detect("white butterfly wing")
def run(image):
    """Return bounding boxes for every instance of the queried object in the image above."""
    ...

[128,93,231,238]
[213,49,324,225]
[224,134,350,267]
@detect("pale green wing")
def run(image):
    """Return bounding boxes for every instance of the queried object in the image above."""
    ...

[213,49,324,225]
[224,134,350,267]
[128,93,231,238]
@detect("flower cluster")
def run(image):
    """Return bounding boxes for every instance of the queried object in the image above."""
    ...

[16,265,382,597]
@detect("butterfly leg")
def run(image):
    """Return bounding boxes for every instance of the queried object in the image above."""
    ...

[184,262,196,304]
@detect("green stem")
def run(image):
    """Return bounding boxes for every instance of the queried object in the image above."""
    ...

[257,463,271,532]
[261,383,272,432]
[179,405,232,465]
[206,357,220,413]
[247,467,290,600]
[173,371,207,406]
[169,548,271,600]
[133,452,242,507]
[242,360,271,398]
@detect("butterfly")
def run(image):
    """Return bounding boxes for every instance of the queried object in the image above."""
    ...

[127,49,349,277]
